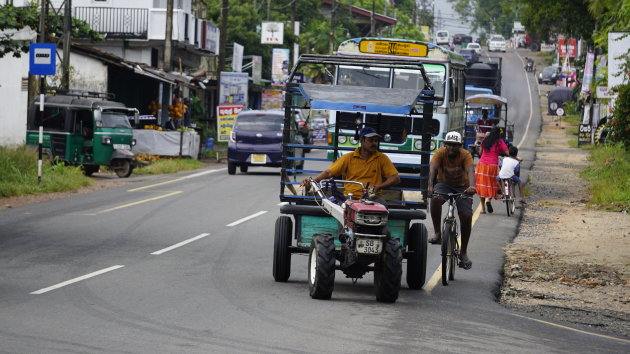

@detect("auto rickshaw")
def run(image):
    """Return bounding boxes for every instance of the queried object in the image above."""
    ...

[25,91,138,177]
[272,54,441,301]
[463,93,513,157]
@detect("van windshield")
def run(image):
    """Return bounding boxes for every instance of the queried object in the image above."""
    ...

[235,114,284,131]
[101,111,132,128]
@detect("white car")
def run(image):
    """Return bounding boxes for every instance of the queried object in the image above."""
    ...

[466,43,482,54]
[488,36,507,52]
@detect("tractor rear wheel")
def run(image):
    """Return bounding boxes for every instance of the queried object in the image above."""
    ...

[375,238,402,302]
[273,216,292,282]
[406,223,428,289]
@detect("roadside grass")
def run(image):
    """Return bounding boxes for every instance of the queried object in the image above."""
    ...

[555,111,629,210]
[0,146,92,198]
[580,143,630,210]
[134,157,205,175]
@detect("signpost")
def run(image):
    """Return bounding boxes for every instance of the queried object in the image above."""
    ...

[29,43,57,184]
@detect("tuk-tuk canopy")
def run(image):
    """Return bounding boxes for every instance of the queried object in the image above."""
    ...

[465,93,508,106]
[298,83,423,115]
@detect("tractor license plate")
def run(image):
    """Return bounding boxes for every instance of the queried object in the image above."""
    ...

[356,238,382,254]
[113,144,131,150]
[251,154,266,164]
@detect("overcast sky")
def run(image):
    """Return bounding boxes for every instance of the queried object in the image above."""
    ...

[431,0,474,37]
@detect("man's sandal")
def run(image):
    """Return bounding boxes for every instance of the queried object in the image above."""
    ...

[428,235,441,244]
[458,257,472,270]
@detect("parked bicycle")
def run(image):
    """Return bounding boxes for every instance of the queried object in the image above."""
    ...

[432,192,473,285]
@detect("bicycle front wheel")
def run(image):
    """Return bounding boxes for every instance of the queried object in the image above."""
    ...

[441,222,454,286]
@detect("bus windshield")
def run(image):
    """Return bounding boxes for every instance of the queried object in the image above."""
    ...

[101,111,132,128]
[337,66,389,87]
[393,64,446,98]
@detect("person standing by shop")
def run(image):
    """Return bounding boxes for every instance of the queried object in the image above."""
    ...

[475,127,508,213]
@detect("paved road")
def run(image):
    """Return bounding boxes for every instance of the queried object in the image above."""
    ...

[0,49,628,352]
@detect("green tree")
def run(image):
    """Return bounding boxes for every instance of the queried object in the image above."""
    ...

[0,3,102,58]
[518,0,595,43]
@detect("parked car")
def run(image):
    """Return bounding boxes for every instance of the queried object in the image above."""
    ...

[459,48,479,63]
[488,35,507,52]
[466,42,482,54]
[538,66,561,84]
[227,110,304,175]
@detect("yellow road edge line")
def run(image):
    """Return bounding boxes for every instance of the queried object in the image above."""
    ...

[511,313,630,344]
[97,191,182,214]
[423,203,483,294]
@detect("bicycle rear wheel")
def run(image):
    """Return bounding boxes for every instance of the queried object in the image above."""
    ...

[441,222,454,286]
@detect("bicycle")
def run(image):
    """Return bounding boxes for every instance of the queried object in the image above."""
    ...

[432,192,472,286]
[500,178,516,216]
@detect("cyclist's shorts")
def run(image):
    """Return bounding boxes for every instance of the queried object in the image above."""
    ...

[433,183,473,214]
[496,175,522,184]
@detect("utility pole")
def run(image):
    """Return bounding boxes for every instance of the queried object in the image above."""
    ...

[329,0,336,54]
[164,0,173,72]
[61,0,71,89]
[217,0,229,75]
[370,0,375,36]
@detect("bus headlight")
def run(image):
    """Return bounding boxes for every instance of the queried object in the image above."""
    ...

[414,139,422,150]
[131,138,137,146]
[430,140,437,150]
[383,134,392,142]
[338,135,347,144]
[349,136,358,145]
[101,136,112,145]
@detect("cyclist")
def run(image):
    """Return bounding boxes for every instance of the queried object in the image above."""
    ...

[497,145,526,204]
[300,127,400,205]
[427,131,476,269]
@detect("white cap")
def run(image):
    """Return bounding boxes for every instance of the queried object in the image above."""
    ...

[444,131,462,144]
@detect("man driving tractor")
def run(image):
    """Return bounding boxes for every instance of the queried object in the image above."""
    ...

[300,127,400,205]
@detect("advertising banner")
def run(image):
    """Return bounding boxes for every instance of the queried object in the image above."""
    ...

[232,43,244,72]
[271,48,290,87]
[261,21,284,44]
[578,124,592,146]
[261,89,283,110]
[219,72,248,105]
[608,32,630,89]
[581,52,595,95]
[252,55,262,82]
[217,104,245,142]
[557,38,577,58]
[205,21,220,54]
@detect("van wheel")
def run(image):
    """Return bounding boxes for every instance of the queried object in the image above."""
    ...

[113,159,133,178]
[228,162,236,175]
[240,165,248,173]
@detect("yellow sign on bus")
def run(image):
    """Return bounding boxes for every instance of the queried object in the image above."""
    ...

[359,40,428,57]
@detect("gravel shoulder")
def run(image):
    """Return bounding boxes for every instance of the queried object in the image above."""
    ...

[499,83,630,338]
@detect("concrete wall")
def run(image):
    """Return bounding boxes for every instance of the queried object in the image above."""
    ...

[0,55,30,146]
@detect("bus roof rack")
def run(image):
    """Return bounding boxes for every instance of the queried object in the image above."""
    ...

[46,88,115,100]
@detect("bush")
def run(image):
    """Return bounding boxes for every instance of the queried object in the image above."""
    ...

[610,82,630,149]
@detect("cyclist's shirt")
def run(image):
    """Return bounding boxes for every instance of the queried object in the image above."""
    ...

[499,156,520,179]
[431,147,474,187]
[328,147,399,197]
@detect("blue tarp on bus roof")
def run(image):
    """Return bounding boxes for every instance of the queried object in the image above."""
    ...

[298,83,423,115]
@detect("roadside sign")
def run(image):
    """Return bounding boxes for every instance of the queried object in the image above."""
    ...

[578,124,592,146]
[29,43,56,76]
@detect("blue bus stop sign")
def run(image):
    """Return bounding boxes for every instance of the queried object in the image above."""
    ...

[29,43,56,76]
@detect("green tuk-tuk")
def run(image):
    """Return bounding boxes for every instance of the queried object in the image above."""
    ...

[25,91,138,177]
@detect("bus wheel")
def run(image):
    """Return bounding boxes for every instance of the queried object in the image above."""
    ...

[113,159,133,178]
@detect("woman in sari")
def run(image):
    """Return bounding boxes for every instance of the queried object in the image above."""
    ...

[475,127,508,213]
